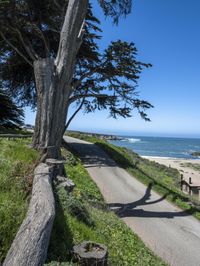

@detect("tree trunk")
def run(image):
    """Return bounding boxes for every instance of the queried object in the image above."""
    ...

[3,163,55,266]
[31,0,88,160]
[32,58,69,160]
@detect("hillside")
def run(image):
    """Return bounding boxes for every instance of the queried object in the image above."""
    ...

[0,138,165,265]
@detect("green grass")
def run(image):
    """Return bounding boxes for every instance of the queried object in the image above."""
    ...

[0,127,32,135]
[0,136,165,265]
[0,138,39,262]
[47,147,166,266]
[67,132,200,220]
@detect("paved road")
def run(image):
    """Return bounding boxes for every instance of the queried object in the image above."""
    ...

[64,136,200,266]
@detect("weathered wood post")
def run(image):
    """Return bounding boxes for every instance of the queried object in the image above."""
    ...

[189,177,192,196]
[3,163,55,266]
[180,174,183,191]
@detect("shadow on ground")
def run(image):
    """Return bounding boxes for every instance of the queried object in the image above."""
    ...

[64,141,116,167]
[108,183,190,219]
[47,190,74,262]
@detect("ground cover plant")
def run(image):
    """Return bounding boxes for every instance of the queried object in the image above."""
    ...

[68,132,200,220]
[46,146,166,265]
[0,138,38,262]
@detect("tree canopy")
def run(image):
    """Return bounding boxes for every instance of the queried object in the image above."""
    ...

[0,0,153,129]
[98,0,132,24]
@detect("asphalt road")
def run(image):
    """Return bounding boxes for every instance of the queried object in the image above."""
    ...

[64,136,200,266]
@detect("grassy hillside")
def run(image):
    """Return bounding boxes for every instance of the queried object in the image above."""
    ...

[68,132,200,220]
[0,138,165,265]
[0,138,39,262]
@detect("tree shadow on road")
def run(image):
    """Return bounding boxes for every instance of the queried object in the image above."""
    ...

[108,183,191,219]
[63,140,116,167]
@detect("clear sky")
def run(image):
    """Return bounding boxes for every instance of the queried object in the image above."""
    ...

[25,0,200,138]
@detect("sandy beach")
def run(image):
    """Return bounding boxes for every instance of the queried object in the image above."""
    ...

[143,156,200,186]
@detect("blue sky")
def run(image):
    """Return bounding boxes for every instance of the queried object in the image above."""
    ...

[25,0,200,137]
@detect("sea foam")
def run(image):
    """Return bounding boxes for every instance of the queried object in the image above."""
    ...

[127,138,141,143]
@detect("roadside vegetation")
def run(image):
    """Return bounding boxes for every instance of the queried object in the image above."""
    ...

[0,128,32,135]
[1,138,165,265]
[46,146,165,265]
[68,132,200,220]
[0,138,38,262]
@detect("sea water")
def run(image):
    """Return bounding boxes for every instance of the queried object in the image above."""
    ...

[109,136,200,159]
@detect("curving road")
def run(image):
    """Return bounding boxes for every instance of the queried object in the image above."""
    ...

[64,136,200,266]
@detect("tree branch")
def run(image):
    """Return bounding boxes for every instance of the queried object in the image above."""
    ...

[48,27,60,34]
[53,0,62,11]
[55,0,88,75]
[75,20,86,52]
[73,59,108,90]
[64,97,86,131]
[73,68,98,90]
[0,31,33,67]
[69,92,116,104]
[14,28,38,61]
[30,23,50,57]
[66,91,117,131]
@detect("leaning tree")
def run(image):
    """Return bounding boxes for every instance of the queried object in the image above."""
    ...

[0,0,152,160]
[1,1,154,265]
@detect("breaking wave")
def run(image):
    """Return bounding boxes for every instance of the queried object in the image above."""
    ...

[121,138,141,143]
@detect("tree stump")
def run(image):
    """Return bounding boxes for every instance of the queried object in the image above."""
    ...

[73,241,108,266]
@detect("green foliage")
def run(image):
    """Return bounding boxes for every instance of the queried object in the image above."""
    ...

[47,148,166,265]
[47,188,74,262]
[0,138,39,262]
[0,128,32,134]
[0,2,101,108]
[58,189,95,227]
[0,137,165,265]
[45,262,75,266]
[72,39,153,122]
[0,90,24,129]
[98,0,132,24]
[0,1,152,123]
[66,131,105,145]
[65,159,104,205]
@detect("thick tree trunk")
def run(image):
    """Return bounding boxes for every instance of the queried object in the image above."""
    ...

[3,163,55,266]
[32,58,69,160]
[32,0,88,160]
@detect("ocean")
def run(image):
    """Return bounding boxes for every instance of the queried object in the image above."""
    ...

[109,136,200,159]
